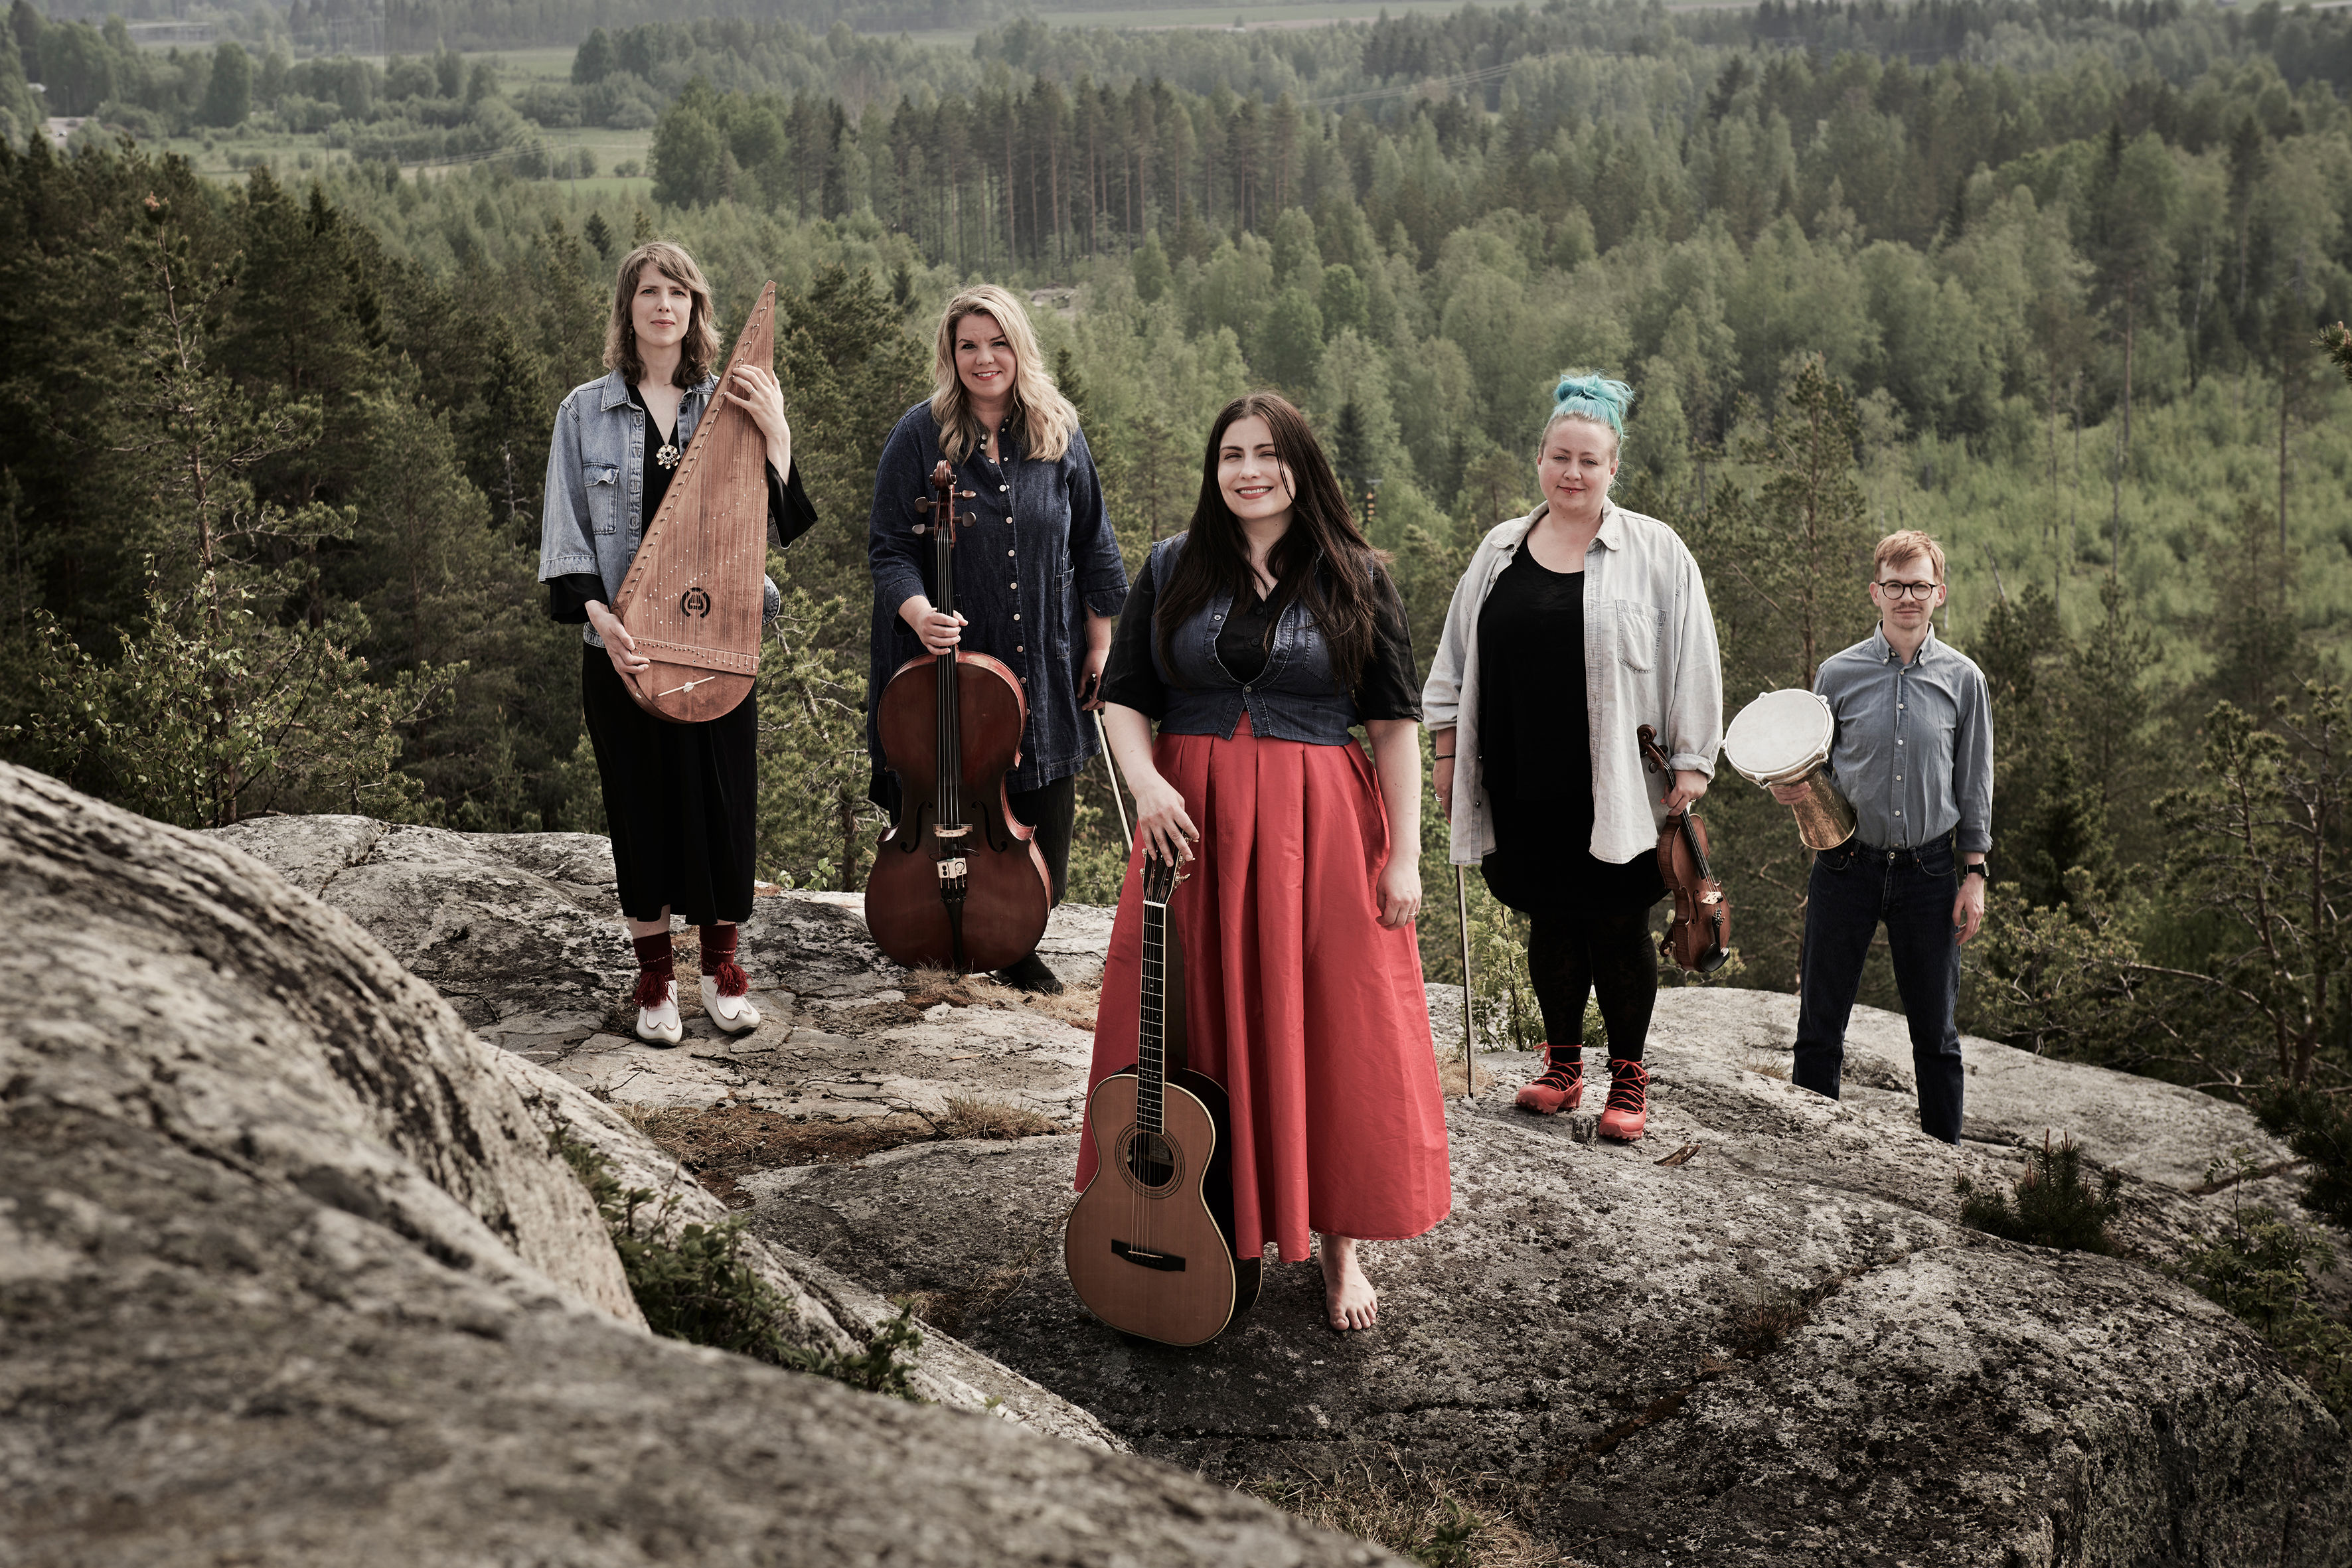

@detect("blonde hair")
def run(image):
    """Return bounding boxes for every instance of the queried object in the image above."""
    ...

[1873,529,1948,584]
[603,242,722,390]
[928,285,1078,463]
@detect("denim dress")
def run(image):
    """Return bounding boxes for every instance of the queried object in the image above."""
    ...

[864,400,1129,809]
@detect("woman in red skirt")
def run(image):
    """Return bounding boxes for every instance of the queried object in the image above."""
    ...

[1081,392,1451,1332]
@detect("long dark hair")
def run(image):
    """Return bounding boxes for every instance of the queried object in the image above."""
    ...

[1154,392,1385,692]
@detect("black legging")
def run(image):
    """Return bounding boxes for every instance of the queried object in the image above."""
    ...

[1528,909,1656,1061]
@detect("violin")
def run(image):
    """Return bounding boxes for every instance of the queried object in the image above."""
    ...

[1637,724,1732,975]
[864,460,1053,973]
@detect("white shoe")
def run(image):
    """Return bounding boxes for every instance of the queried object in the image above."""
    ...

[635,979,682,1046]
[700,975,761,1035]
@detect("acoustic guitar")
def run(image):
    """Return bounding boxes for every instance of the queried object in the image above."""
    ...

[1064,854,1261,1346]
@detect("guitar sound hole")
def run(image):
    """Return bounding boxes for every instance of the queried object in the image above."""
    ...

[1122,1129,1178,1193]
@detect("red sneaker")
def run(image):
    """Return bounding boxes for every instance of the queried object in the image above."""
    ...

[1514,1045,1584,1115]
[1597,1058,1648,1141]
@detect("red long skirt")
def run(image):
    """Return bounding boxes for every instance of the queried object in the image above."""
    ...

[1074,714,1453,1263]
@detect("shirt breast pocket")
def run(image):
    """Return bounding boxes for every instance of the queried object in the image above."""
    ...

[583,463,621,534]
[1609,600,1662,672]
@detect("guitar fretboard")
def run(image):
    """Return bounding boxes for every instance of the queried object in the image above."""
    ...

[1138,895,1166,1135]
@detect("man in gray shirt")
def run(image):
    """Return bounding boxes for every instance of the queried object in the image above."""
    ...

[1770,530,1992,1143]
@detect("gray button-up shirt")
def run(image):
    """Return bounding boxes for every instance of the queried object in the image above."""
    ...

[1815,625,1992,854]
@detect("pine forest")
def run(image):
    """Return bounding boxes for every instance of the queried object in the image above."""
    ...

[9,0,2352,1115]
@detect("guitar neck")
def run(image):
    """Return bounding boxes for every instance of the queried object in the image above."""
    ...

[1138,894,1168,1135]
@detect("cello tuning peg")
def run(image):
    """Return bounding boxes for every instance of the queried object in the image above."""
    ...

[959,489,977,500]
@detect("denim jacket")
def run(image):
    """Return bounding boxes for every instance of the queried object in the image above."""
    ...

[1422,500,1723,866]
[866,400,1129,800]
[1144,535,1361,745]
[537,369,788,649]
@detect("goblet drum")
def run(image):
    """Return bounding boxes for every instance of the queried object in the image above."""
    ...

[1721,689,1857,852]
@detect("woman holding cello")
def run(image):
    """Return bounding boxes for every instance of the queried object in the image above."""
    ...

[1421,374,1722,1141]
[1081,392,1450,1333]
[866,285,1129,994]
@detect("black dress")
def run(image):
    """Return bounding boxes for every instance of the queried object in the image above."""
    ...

[1476,546,1665,915]
[549,385,819,924]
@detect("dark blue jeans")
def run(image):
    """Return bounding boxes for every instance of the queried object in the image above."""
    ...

[1794,836,1965,1143]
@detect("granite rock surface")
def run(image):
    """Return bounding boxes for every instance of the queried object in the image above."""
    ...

[1,768,1393,1568]
[206,810,2352,1566]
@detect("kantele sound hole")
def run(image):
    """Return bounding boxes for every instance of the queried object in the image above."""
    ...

[680,586,712,617]
[1118,1127,1181,1194]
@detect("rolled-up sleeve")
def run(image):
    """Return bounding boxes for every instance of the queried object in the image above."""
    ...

[867,419,931,619]
[1955,663,1994,854]
[538,396,597,582]
[1664,547,1723,777]
[1066,428,1129,617]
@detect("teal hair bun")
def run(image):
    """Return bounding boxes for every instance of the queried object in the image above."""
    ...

[1549,372,1634,436]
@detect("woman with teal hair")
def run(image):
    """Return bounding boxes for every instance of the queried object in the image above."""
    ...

[1419,374,1723,1141]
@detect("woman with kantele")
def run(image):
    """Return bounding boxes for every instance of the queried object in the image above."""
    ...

[538,240,819,1046]
[1422,374,1722,1141]
[866,283,1129,995]
[1079,390,1450,1333]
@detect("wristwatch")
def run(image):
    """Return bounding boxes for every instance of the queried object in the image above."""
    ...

[1963,862,1988,881]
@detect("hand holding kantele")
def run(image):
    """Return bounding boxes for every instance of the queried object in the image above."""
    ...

[586,602,649,677]
[720,362,792,471]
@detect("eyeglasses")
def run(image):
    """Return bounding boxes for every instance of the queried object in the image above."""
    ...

[1874,580,1940,600]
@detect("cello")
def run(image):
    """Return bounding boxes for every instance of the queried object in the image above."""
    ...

[864,460,1054,973]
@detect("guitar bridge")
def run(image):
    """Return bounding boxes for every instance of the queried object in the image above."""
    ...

[1111,1240,1186,1272]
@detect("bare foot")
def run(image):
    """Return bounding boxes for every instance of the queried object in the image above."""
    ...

[1318,1234,1377,1331]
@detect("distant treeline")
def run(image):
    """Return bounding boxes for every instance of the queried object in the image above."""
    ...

[625,13,2348,458]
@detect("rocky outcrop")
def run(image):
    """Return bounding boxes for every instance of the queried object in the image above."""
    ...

[212,816,1112,1129]
[0,766,1393,1567]
[204,808,2352,1566]
[755,994,2349,1566]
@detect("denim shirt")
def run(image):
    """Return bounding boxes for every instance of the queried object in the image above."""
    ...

[1815,625,1994,854]
[1142,535,1361,745]
[537,368,789,649]
[865,400,1129,799]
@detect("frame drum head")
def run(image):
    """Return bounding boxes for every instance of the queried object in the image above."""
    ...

[1723,689,1836,785]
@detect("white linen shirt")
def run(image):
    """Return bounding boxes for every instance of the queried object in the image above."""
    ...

[1421,500,1723,867]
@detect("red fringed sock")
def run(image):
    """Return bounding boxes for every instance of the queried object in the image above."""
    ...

[700,923,747,998]
[631,932,674,1008]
